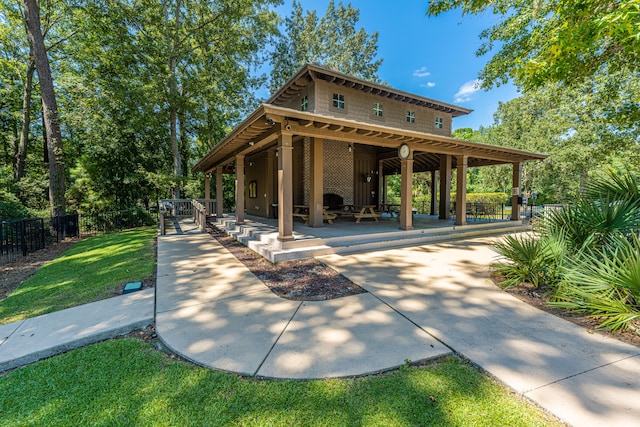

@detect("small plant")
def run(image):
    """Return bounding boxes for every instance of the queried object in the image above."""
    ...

[493,233,564,288]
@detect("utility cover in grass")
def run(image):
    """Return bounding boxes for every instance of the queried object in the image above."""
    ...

[123,282,143,294]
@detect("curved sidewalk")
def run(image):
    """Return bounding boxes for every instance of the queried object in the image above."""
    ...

[156,222,640,427]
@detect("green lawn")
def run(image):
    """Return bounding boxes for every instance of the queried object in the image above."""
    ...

[0,339,561,427]
[0,227,156,324]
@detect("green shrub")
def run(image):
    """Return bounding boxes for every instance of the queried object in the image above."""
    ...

[0,192,29,220]
[551,234,640,333]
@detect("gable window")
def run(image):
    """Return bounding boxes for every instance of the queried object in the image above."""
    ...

[435,116,443,129]
[301,95,308,112]
[406,111,416,123]
[332,93,345,109]
[373,102,383,117]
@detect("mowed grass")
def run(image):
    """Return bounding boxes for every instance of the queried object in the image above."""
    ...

[0,227,156,324]
[0,339,562,427]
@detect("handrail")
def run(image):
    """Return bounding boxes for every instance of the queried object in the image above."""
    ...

[192,199,207,232]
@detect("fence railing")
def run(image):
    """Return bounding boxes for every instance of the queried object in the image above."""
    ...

[1,208,156,265]
[159,199,215,217]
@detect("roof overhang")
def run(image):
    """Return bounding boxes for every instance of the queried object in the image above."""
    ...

[267,63,473,117]
[192,104,547,175]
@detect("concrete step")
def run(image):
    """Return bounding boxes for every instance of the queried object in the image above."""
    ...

[213,218,530,262]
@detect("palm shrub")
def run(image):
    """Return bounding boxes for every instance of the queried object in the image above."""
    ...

[493,232,566,288]
[551,234,640,333]
[493,169,640,334]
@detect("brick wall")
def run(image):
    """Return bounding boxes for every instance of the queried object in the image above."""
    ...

[302,138,354,205]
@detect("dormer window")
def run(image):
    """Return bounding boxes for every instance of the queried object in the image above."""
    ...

[373,102,383,117]
[406,111,416,123]
[435,117,443,129]
[332,93,345,109]
[301,95,308,111]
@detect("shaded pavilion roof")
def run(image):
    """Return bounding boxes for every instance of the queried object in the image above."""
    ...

[192,104,547,175]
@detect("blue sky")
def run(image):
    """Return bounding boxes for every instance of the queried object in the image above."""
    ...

[271,1,521,131]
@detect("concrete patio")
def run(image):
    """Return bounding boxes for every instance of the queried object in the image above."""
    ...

[213,212,530,262]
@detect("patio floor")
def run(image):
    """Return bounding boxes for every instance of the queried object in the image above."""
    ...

[210,213,531,262]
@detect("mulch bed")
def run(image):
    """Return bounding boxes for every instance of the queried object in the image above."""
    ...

[207,225,366,301]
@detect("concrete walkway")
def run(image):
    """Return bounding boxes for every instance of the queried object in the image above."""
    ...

[155,220,640,427]
[0,288,154,371]
[1,217,639,426]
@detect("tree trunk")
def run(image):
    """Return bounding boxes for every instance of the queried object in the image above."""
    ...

[166,0,182,199]
[178,104,188,179]
[23,0,65,216]
[15,56,35,181]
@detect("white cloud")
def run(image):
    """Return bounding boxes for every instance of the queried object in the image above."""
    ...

[454,79,483,103]
[413,67,431,78]
[420,82,436,88]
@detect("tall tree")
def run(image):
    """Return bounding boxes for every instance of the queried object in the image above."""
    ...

[23,0,65,216]
[426,0,640,90]
[270,0,382,93]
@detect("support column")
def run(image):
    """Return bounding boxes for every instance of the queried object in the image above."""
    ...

[216,168,223,219]
[439,154,451,220]
[455,155,468,226]
[204,173,211,214]
[399,156,414,230]
[266,150,275,218]
[277,132,294,241]
[512,162,522,221]
[378,160,385,207]
[235,154,245,225]
[430,170,437,215]
[309,137,324,228]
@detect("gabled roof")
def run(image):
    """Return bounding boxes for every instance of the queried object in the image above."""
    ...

[267,63,473,117]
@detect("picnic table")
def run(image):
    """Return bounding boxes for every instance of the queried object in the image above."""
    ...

[292,205,337,224]
[355,205,380,223]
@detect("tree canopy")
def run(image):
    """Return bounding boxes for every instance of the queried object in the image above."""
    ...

[427,0,640,90]
[269,0,382,93]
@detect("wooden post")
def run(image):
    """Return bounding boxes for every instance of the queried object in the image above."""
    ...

[216,168,223,219]
[439,154,451,220]
[309,137,324,228]
[512,162,522,221]
[235,154,245,225]
[378,160,385,207]
[277,132,294,241]
[399,156,414,230]
[455,155,468,226]
[204,174,211,214]
[430,169,437,215]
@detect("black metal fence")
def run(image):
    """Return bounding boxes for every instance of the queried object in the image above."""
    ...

[1,208,156,265]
